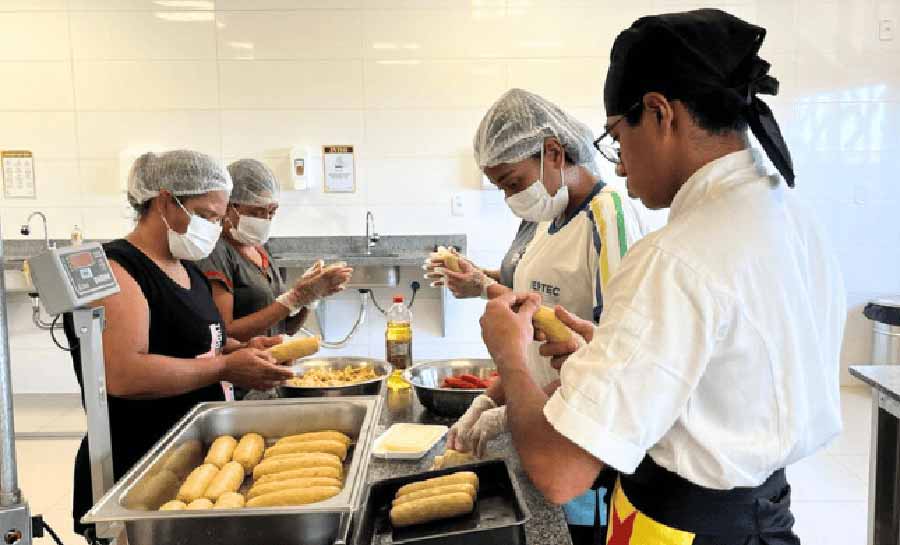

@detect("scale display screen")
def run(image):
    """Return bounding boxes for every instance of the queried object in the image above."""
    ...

[66,251,95,270]
[57,245,116,299]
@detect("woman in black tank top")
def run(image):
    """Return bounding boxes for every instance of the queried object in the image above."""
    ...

[64,151,293,537]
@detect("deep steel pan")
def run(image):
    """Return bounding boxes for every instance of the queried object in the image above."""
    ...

[278,357,391,398]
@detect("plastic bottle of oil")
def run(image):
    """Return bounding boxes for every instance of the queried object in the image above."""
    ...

[385,295,412,390]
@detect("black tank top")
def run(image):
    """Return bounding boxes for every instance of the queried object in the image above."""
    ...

[66,239,226,478]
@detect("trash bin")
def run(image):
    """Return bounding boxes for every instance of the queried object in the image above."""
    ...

[864,298,900,364]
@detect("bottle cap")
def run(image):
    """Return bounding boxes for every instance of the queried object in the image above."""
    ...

[393,295,404,303]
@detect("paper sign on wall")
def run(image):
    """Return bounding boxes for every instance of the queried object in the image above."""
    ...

[323,145,356,193]
[1,150,36,199]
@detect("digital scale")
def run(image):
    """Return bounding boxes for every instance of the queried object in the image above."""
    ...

[29,243,119,315]
[0,242,121,544]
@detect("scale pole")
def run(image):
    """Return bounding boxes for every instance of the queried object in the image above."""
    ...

[0,231,21,506]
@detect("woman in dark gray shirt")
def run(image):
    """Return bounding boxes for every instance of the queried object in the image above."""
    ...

[198,159,352,341]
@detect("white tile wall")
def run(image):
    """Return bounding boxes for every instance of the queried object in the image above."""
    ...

[0,0,897,396]
[0,62,74,110]
[218,60,364,109]
[77,110,222,159]
[66,0,215,10]
[364,59,507,109]
[70,11,217,60]
[219,110,364,157]
[362,8,507,59]
[0,112,78,157]
[73,60,220,110]
[216,11,364,60]
[0,12,69,60]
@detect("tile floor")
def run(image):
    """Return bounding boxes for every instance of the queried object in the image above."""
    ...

[13,388,872,544]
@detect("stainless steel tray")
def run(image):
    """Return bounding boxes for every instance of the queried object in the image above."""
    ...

[278,357,391,398]
[84,396,381,545]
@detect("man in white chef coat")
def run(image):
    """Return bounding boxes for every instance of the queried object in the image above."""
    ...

[479,8,846,545]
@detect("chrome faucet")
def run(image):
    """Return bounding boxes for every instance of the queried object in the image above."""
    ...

[365,211,379,254]
[21,211,54,250]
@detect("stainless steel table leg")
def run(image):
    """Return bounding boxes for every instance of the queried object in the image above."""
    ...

[868,392,900,545]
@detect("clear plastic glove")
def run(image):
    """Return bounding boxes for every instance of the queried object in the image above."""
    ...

[276,260,353,314]
[423,246,464,287]
[446,394,497,452]
[462,406,508,458]
[424,248,494,299]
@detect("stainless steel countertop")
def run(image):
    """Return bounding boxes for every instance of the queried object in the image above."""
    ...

[2,235,467,270]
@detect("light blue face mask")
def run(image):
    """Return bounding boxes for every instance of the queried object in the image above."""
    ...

[504,146,569,222]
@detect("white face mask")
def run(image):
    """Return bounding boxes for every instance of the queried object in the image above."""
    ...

[162,196,222,261]
[229,213,272,246]
[505,146,569,222]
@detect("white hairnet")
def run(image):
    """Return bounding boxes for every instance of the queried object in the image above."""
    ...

[474,88,600,178]
[227,159,280,206]
[127,150,232,210]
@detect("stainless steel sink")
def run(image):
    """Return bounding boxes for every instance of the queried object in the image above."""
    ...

[282,263,399,288]
[341,252,399,258]
[272,252,400,260]
[3,259,33,292]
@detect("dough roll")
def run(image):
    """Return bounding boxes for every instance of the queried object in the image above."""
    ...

[390,492,474,528]
[204,435,237,468]
[264,440,347,461]
[245,486,341,508]
[395,472,479,498]
[176,464,219,503]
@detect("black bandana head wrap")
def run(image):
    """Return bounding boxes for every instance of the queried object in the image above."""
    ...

[604,8,795,187]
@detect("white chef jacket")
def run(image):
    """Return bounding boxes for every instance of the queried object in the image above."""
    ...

[544,149,846,489]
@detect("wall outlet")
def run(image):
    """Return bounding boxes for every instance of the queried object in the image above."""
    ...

[451,194,465,217]
[879,18,894,41]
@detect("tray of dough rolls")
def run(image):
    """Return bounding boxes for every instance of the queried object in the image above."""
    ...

[352,460,530,545]
[83,396,381,545]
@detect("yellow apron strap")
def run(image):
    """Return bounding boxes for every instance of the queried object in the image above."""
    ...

[590,189,630,293]
[607,479,696,545]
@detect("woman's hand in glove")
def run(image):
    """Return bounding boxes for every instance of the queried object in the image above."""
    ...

[277,260,353,313]
[423,247,466,287]
[424,248,493,299]
[298,261,353,299]
[446,394,497,452]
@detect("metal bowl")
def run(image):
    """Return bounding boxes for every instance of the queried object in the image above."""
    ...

[404,359,497,418]
[277,357,391,398]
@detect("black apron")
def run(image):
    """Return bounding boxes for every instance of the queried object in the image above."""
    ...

[64,239,226,536]
[599,456,799,545]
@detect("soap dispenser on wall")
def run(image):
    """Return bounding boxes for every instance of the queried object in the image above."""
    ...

[288,146,322,191]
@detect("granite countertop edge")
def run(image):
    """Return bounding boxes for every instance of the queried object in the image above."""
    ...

[850,364,900,402]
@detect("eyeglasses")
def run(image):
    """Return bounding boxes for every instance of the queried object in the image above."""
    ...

[593,101,642,165]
